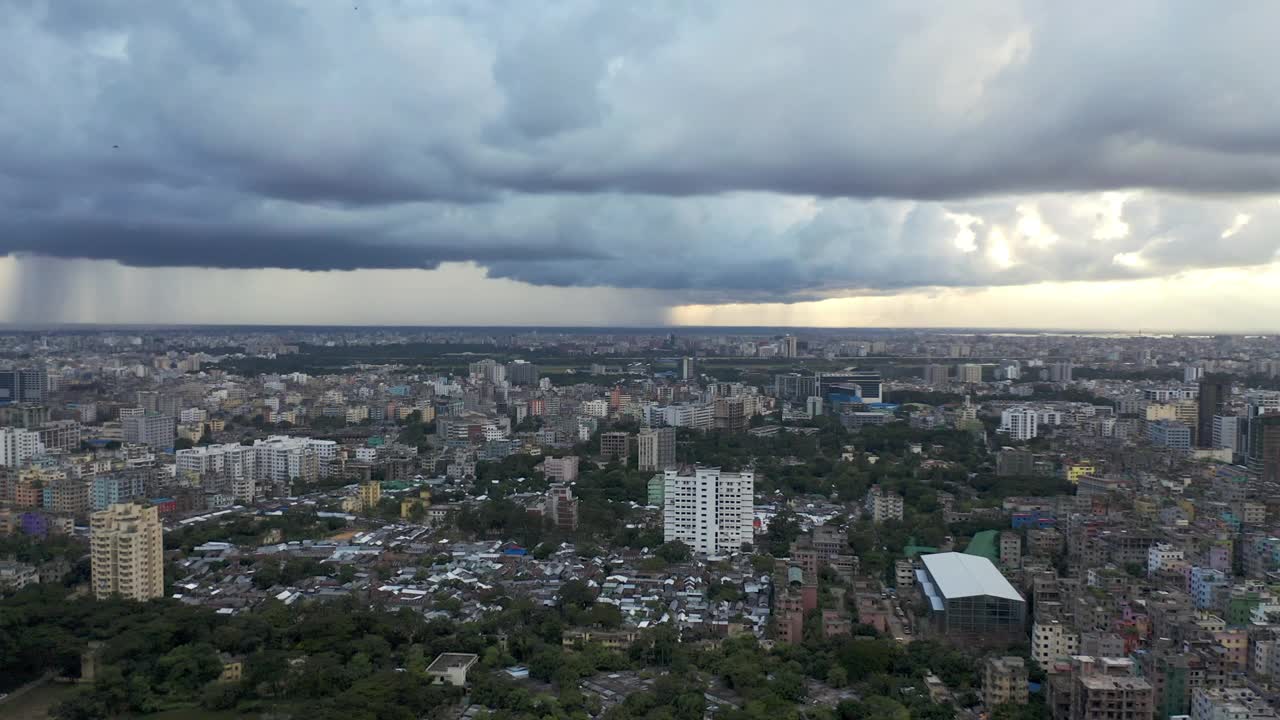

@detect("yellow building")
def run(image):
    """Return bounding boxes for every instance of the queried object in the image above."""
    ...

[1066,464,1097,485]
[401,488,432,519]
[218,657,243,683]
[358,480,382,511]
[91,502,164,601]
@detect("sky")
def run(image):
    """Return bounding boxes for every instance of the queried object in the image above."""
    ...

[3,1,1280,330]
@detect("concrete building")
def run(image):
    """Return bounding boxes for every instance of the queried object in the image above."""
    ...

[426,653,479,687]
[1049,362,1074,383]
[916,552,1026,644]
[1000,407,1039,441]
[662,467,754,556]
[91,502,164,601]
[121,411,175,450]
[358,480,381,510]
[176,443,257,503]
[1198,378,1229,449]
[600,432,630,462]
[0,426,44,468]
[1033,618,1081,667]
[924,364,950,386]
[1000,531,1022,568]
[1048,656,1154,720]
[637,427,676,471]
[545,484,579,531]
[957,363,984,384]
[984,656,1029,708]
[1149,421,1193,451]
[864,484,904,523]
[542,455,580,483]
[1191,687,1277,720]
[1212,416,1240,453]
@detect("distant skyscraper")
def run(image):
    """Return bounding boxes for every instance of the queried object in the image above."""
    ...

[506,361,539,386]
[924,364,950,386]
[957,363,983,384]
[783,335,798,358]
[679,357,696,381]
[0,369,47,404]
[1198,377,1229,448]
[122,411,176,450]
[1048,361,1074,383]
[91,502,164,601]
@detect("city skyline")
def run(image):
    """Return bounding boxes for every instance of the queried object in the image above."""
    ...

[5,2,1280,328]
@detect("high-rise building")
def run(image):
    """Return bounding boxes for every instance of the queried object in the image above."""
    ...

[468,359,506,385]
[122,411,176,450]
[1212,416,1240,453]
[175,443,257,503]
[638,427,677,471]
[1198,378,1229,448]
[924,364,950,386]
[1048,361,1074,383]
[662,467,754,556]
[600,432,630,462]
[680,357,696,381]
[0,427,45,468]
[1149,421,1193,451]
[713,396,747,433]
[91,502,164,601]
[1248,415,1280,484]
[358,480,381,510]
[999,407,1039,441]
[506,361,539,386]
[0,370,48,405]
[783,335,798,358]
[957,364,983,384]
[774,372,817,402]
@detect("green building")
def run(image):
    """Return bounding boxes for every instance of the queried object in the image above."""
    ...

[647,474,665,506]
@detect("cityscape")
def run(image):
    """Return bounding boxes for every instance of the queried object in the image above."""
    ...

[7,2,1280,720]
[5,327,1280,720]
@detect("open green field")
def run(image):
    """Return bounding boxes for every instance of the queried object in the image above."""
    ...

[0,682,75,720]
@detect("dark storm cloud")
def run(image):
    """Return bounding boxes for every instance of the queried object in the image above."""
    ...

[3,0,1280,301]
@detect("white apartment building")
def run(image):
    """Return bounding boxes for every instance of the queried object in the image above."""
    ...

[179,407,208,424]
[175,443,258,502]
[1031,618,1079,667]
[254,436,337,490]
[646,403,714,430]
[999,407,1039,441]
[0,427,45,468]
[1148,543,1185,575]
[663,467,754,556]
[581,399,610,418]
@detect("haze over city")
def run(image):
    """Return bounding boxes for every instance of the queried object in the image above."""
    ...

[4,2,1280,329]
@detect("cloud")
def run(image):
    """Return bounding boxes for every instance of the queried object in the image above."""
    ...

[3,0,1280,304]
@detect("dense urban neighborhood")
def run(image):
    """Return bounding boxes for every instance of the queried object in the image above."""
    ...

[4,328,1280,720]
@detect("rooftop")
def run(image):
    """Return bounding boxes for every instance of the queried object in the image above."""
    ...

[920,552,1023,602]
[427,652,479,672]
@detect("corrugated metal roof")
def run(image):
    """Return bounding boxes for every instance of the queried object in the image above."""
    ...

[920,552,1023,602]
